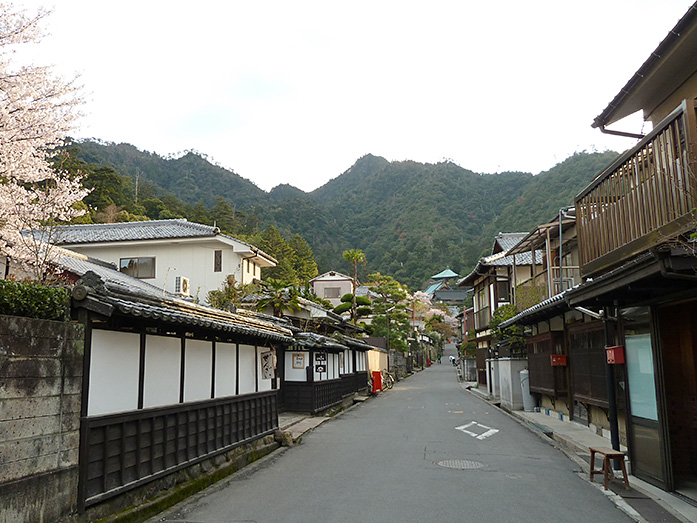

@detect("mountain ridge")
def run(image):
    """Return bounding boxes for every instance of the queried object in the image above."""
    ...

[70,139,620,290]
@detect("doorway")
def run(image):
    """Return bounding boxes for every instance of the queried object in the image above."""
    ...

[659,300,697,501]
[622,306,669,488]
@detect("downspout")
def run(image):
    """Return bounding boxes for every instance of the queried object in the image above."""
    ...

[603,305,622,467]
[546,227,553,299]
[240,249,260,285]
[598,125,645,140]
[558,206,574,292]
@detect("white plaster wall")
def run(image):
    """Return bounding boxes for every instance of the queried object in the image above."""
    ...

[238,344,256,393]
[184,339,212,402]
[357,351,366,371]
[257,347,273,392]
[311,279,352,306]
[285,351,309,381]
[67,241,244,298]
[143,335,181,408]
[327,353,337,380]
[89,330,140,416]
[215,342,237,397]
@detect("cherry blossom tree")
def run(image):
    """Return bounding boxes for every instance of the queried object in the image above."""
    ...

[0,3,88,282]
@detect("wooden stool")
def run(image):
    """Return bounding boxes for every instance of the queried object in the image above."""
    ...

[589,446,629,490]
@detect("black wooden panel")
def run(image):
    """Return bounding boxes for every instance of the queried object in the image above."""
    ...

[569,323,608,406]
[82,390,278,506]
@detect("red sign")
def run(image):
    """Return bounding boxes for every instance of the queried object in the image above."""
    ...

[606,346,625,364]
[550,354,567,366]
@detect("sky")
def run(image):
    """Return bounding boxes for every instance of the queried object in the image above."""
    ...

[15,0,697,192]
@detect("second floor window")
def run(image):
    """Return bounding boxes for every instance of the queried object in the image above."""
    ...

[324,287,341,299]
[497,279,510,303]
[214,250,222,272]
[119,257,155,279]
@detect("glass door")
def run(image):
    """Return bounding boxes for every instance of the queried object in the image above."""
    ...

[622,306,668,487]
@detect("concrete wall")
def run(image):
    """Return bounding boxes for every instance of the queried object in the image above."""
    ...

[0,314,84,523]
[498,358,529,411]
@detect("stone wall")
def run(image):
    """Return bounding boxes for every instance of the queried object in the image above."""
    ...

[388,350,408,378]
[0,314,84,523]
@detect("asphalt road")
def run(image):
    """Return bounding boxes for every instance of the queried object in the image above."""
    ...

[153,346,631,523]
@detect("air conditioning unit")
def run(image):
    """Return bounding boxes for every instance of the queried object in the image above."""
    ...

[175,276,190,296]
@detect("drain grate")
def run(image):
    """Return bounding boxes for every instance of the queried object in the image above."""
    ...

[436,459,484,470]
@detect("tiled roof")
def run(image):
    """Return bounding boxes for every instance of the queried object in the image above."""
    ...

[423,281,444,296]
[56,247,175,299]
[61,250,293,342]
[431,268,459,279]
[493,232,528,253]
[295,332,347,351]
[310,271,352,282]
[55,219,218,244]
[52,219,277,264]
[457,232,542,287]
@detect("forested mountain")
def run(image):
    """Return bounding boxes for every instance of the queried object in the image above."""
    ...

[69,140,620,290]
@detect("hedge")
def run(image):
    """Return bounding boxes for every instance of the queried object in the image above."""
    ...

[0,280,70,321]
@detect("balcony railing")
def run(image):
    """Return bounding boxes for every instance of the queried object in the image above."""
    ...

[474,306,490,331]
[515,266,581,305]
[576,99,697,276]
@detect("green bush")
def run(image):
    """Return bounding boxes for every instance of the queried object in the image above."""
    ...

[333,302,351,314]
[0,280,70,321]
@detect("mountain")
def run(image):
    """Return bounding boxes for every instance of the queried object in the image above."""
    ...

[70,140,619,290]
[74,140,268,208]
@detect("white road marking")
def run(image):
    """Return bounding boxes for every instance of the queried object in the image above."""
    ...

[455,421,499,440]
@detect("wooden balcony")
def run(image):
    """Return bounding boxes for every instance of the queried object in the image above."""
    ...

[576,99,697,276]
[515,266,581,306]
[474,305,490,331]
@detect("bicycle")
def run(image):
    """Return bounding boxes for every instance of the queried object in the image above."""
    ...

[381,370,395,390]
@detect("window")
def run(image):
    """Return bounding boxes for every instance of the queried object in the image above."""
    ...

[119,257,155,278]
[324,287,341,299]
[497,279,510,303]
[214,250,222,272]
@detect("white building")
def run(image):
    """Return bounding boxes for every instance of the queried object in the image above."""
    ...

[310,271,354,307]
[53,219,276,298]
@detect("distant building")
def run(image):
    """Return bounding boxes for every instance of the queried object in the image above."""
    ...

[422,268,470,305]
[310,271,354,307]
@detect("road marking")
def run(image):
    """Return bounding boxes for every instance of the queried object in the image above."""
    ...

[455,421,499,440]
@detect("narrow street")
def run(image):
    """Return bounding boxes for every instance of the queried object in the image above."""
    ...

[152,346,632,523]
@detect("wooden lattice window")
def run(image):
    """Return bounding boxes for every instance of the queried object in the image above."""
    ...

[568,322,608,406]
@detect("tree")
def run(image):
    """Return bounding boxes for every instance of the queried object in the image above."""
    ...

[289,234,318,284]
[206,275,257,311]
[0,5,87,282]
[259,226,297,282]
[256,278,300,317]
[367,272,411,351]
[342,248,366,325]
[489,304,526,356]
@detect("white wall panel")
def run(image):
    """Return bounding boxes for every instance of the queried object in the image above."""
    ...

[89,330,140,416]
[285,351,309,382]
[238,344,256,394]
[184,339,212,402]
[257,347,273,392]
[215,342,237,397]
[143,335,181,408]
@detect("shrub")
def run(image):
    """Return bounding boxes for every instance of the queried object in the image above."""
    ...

[0,280,69,321]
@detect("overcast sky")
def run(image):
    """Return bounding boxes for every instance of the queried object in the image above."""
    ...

[17,1,697,192]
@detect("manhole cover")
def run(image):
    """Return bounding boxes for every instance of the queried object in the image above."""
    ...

[436,459,484,470]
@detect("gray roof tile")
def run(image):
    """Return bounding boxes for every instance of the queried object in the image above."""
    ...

[55,219,217,244]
